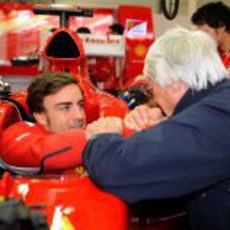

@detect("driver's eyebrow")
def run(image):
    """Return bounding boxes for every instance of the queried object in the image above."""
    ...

[54,98,84,108]
[55,102,72,108]
[78,98,84,104]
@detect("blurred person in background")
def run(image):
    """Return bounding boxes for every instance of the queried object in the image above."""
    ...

[76,27,91,34]
[108,23,124,35]
[191,1,230,73]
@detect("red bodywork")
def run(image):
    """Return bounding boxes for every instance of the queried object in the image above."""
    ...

[0,3,154,91]
[0,4,187,230]
[0,172,128,229]
[0,91,28,133]
[86,5,154,91]
[0,17,129,229]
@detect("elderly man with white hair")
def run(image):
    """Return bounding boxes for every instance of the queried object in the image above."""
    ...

[84,27,230,230]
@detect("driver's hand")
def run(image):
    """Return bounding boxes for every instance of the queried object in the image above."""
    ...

[124,104,165,132]
[86,117,123,140]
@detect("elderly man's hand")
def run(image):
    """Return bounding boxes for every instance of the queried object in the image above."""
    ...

[124,104,165,132]
[86,117,123,140]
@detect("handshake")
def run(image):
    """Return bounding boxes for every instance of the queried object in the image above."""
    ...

[86,105,166,140]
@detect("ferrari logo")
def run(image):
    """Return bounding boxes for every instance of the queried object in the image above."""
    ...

[75,166,85,175]
[134,45,147,57]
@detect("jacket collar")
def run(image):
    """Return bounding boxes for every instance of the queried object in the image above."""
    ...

[173,79,227,115]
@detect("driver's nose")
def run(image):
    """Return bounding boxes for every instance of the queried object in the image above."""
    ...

[73,104,85,120]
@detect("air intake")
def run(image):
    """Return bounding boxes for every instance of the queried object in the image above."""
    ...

[46,31,80,58]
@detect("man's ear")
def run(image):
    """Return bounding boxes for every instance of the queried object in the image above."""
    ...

[169,81,188,105]
[171,81,188,94]
[215,26,225,38]
[33,112,47,126]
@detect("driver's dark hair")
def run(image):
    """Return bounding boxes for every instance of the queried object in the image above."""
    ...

[76,27,91,34]
[109,23,124,35]
[27,71,78,114]
[191,1,230,32]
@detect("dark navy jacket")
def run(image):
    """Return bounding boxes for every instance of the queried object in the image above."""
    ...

[84,79,230,229]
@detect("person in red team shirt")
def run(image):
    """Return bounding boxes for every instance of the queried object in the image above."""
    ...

[191,1,230,74]
[0,72,87,172]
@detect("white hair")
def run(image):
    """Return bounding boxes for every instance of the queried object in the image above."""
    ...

[143,27,228,91]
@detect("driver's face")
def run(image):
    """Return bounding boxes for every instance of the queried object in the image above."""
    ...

[36,84,86,133]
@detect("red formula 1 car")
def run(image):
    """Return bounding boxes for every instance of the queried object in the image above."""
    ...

[0,4,187,230]
[0,6,129,230]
